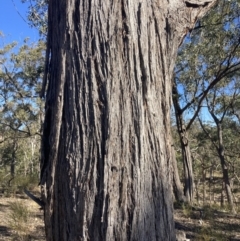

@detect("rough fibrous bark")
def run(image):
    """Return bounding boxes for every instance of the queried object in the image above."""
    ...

[40,0,217,240]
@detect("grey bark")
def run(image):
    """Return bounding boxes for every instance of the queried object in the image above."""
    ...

[40,0,217,240]
[216,121,235,213]
[172,83,194,202]
[11,138,17,177]
[171,142,185,202]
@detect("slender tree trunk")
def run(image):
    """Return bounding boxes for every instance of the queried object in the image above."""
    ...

[40,1,217,240]
[203,168,206,204]
[217,123,235,213]
[207,109,235,211]
[172,88,194,202]
[179,122,194,202]
[171,143,185,202]
[221,180,225,207]
[9,139,17,186]
[196,179,200,205]
[10,148,16,178]
[209,166,213,204]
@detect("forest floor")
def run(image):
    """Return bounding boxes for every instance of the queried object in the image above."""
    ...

[0,192,45,241]
[1,193,240,240]
[174,202,240,241]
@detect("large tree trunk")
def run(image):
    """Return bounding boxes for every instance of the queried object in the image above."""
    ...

[40,0,217,240]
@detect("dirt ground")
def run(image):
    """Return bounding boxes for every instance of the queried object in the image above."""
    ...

[174,204,240,241]
[0,194,45,241]
[1,194,240,240]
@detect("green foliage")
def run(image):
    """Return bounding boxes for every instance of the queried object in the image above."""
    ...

[21,0,48,37]
[181,202,194,218]
[0,36,44,190]
[0,38,45,136]
[15,174,39,191]
[175,0,240,125]
[172,0,240,207]
[0,173,39,198]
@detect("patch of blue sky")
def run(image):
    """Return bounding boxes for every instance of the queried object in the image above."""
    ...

[0,0,39,45]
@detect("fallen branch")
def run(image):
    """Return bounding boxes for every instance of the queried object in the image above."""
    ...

[24,189,44,208]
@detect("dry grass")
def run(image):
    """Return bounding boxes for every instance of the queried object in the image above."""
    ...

[0,193,45,241]
[175,202,240,240]
[1,184,240,240]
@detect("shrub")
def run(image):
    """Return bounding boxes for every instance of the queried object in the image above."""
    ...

[7,201,31,240]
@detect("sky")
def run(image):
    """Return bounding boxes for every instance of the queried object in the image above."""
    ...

[0,0,39,44]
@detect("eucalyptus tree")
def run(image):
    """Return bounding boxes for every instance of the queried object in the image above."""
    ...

[173,0,240,203]
[0,39,45,178]
[229,94,240,123]
[221,117,240,182]
[21,0,48,37]
[40,1,217,240]
[198,76,240,213]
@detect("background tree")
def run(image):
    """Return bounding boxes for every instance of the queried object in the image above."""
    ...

[21,0,48,37]
[197,77,240,212]
[0,37,44,190]
[40,1,217,240]
[173,0,240,203]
